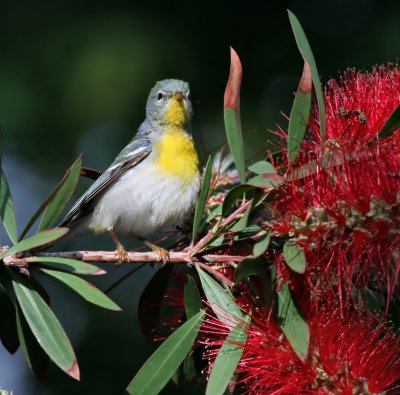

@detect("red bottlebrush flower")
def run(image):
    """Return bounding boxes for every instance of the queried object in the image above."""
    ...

[268,64,400,304]
[309,64,400,149]
[202,304,400,394]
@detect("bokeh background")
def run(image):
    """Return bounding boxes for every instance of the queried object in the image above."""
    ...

[0,0,399,394]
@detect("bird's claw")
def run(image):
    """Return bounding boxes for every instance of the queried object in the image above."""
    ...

[154,247,170,264]
[115,244,128,265]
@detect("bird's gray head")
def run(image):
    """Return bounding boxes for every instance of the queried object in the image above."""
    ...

[146,79,192,128]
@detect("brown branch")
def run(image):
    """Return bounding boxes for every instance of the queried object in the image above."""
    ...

[2,250,243,267]
[191,199,253,254]
[1,200,251,287]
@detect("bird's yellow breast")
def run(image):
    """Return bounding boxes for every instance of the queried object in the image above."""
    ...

[155,127,199,183]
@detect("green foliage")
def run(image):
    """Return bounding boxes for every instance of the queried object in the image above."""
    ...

[16,304,49,379]
[378,103,400,140]
[224,48,246,183]
[38,155,82,232]
[287,61,312,161]
[247,160,275,175]
[184,275,202,319]
[276,282,310,360]
[0,228,69,259]
[283,240,306,274]
[196,265,244,325]
[0,282,19,354]
[288,10,326,139]
[11,271,79,379]
[39,268,121,311]
[206,316,250,395]
[27,256,106,275]
[126,310,205,395]
[0,172,18,245]
[192,153,214,242]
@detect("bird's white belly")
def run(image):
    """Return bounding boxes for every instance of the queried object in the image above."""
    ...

[89,160,200,237]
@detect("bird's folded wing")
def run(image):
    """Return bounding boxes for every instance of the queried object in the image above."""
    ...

[60,135,151,227]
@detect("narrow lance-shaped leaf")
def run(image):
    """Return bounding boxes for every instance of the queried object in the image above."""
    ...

[247,160,275,175]
[27,256,106,275]
[288,10,326,139]
[206,316,250,395]
[283,240,306,274]
[38,155,82,232]
[192,154,214,242]
[378,103,400,140]
[276,282,310,360]
[224,47,246,183]
[253,231,270,257]
[287,60,312,162]
[0,281,19,354]
[0,172,18,245]
[0,228,69,259]
[39,269,121,311]
[20,156,82,239]
[16,304,49,379]
[126,310,205,395]
[11,272,80,380]
[184,275,202,319]
[196,265,243,325]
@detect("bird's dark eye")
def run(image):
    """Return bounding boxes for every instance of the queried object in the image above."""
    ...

[157,91,164,101]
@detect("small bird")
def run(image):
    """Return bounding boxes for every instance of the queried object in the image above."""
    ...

[59,79,200,262]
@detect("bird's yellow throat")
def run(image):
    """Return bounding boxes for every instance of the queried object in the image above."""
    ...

[156,128,199,182]
[155,97,199,182]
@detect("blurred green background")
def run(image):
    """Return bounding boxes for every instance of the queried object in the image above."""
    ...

[0,0,399,394]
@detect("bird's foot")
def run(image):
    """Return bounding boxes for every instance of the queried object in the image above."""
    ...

[153,246,170,264]
[108,228,128,265]
[116,243,129,265]
[140,238,170,264]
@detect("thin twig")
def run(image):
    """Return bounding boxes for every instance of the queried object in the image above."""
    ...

[2,250,243,267]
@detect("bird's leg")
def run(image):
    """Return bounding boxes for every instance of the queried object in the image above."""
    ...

[138,237,170,264]
[108,228,128,264]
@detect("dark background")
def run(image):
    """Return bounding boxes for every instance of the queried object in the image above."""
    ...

[0,0,399,394]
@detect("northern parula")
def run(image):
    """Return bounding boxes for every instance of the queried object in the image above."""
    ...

[60,79,200,262]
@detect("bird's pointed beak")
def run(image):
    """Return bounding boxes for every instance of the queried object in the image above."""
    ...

[172,92,184,101]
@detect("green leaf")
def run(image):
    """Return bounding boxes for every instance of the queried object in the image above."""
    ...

[221,185,256,218]
[378,103,400,140]
[234,256,269,284]
[38,156,82,232]
[283,240,306,274]
[247,174,284,188]
[253,232,270,257]
[288,10,326,139]
[0,228,69,259]
[287,61,312,161]
[224,47,245,183]
[184,275,202,319]
[0,172,18,244]
[20,156,83,240]
[206,316,250,395]
[196,265,243,325]
[235,257,274,311]
[276,282,309,360]
[28,256,106,275]
[126,310,205,395]
[192,154,214,242]
[247,160,275,175]
[11,273,79,379]
[16,304,49,379]
[0,282,19,354]
[39,269,121,311]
